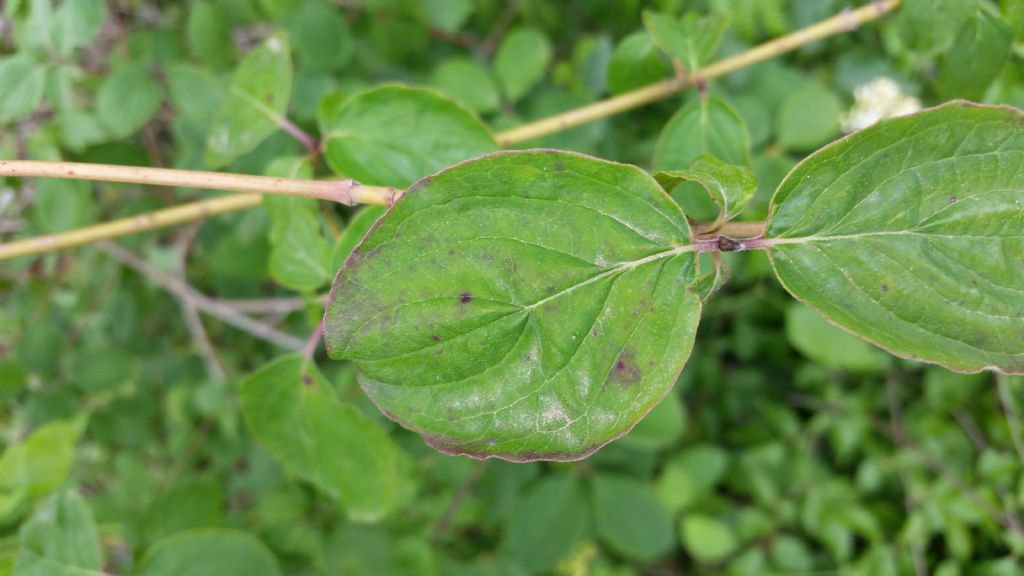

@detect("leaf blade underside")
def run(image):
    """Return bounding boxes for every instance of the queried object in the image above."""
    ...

[324,150,702,461]
[766,101,1024,375]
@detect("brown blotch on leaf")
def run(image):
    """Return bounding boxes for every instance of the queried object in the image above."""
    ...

[553,161,566,171]
[302,374,314,387]
[949,195,958,204]
[881,283,889,293]
[431,335,441,342]
[460,292,472,304]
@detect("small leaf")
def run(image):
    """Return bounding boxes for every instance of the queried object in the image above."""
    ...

[205,33,292,168]
[0,55,46,124]
[138,529,280,576]
[775,82,842,152]
[50,0,106,56]
[499,475,587,573]
[592,474,675,562]
[97,62,164,139]
[289,0,354,72]
[935,8,1012,102]
[607,31,670,95]
[493,27,552,102]
[655,154,757,229]
[643,10,726,71]
[263,157,332,292]
[786,304,891,373]
[765,102,1024,374]
[186,1,234,69]
[0,418,85,499]
[325,150,702,461]
[654,96,750,171]
[896,0,976,57]
[431,57,500,114]
[240,355,399,520]
[321,85,497,188]
[422,0,473,33]
[680,514,738,563]
[14,489,102,576]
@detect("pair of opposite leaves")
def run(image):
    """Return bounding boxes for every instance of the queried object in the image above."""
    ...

[323,101,1024,462]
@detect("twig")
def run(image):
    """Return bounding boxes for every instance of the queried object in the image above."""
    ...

[998,374,1024,464]
[98,241,305,351]
[430,460,487,545]
[301,320,324,375]
[218,295,321,315]
[174,223,227,382]
[479,3,518,55]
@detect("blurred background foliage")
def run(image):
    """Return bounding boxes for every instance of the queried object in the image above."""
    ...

[2,0,1024,574]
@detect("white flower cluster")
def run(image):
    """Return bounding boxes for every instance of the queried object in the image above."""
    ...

[840,77,922,133]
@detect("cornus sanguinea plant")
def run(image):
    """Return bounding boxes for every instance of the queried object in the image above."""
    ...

[1,0,1021,535]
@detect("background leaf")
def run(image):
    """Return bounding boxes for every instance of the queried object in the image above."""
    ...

[240,355,399,521]
[138,529,280,576]
[493,28,552,103]
[205,33,292,168]
[14,489,102,576]
[321,85,497,187]
[654,96,751,170]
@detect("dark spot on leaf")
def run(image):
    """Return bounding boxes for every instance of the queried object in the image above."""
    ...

[302,374,313,387]
[592,329,599,337]
[553,161,566,171]
[431,335,441,342]
[881,283,889,293]
[265,93,273,102]
[524,353,532,362]
[448,250,455,256]
[882,151,891,159]
[608,350,642,388]
[949,195,957,204]
[460,292,472,303]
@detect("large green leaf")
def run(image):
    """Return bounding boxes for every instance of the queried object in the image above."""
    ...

[321,85,497,188]
[324,150,702,461]
[14,489,103,576]
[765,102,1024,375]
[240,355,399,520]
[205,32,292,167]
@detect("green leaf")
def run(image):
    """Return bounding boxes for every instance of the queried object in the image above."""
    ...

[431,58,500,114]
[618,392,685,451]
[263,157,332,292]
[765,102,1024,375]
[786,304,891,373]
[607,31,670,95]
[500,475,587,573]
[655,154,757,229]
[50,0,106,56]
[680,514,737,563]
[775,83,842,152]
[654,96,750,171]
[240,355,399,520]
[205,33,292,168]
[324,150,702,461]
[96,62,164,139]
[0,418,85,499]
[186,1,234,69]
[422,0,473,33]
[289,0,354,72]
[133,478,224,550]
[935,8,1012,102]
[897,0,976,57]
[138,529,280,576]
[321,85,497,188]
[330,205,387,271]
[166,64,224,125]
[643,10,726,71]
[493,28,552,103]
[0,55,46,124]
[656,444,728,512]
[14,489,102,576]
[33,179,95,233]
[591,474,675,562]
